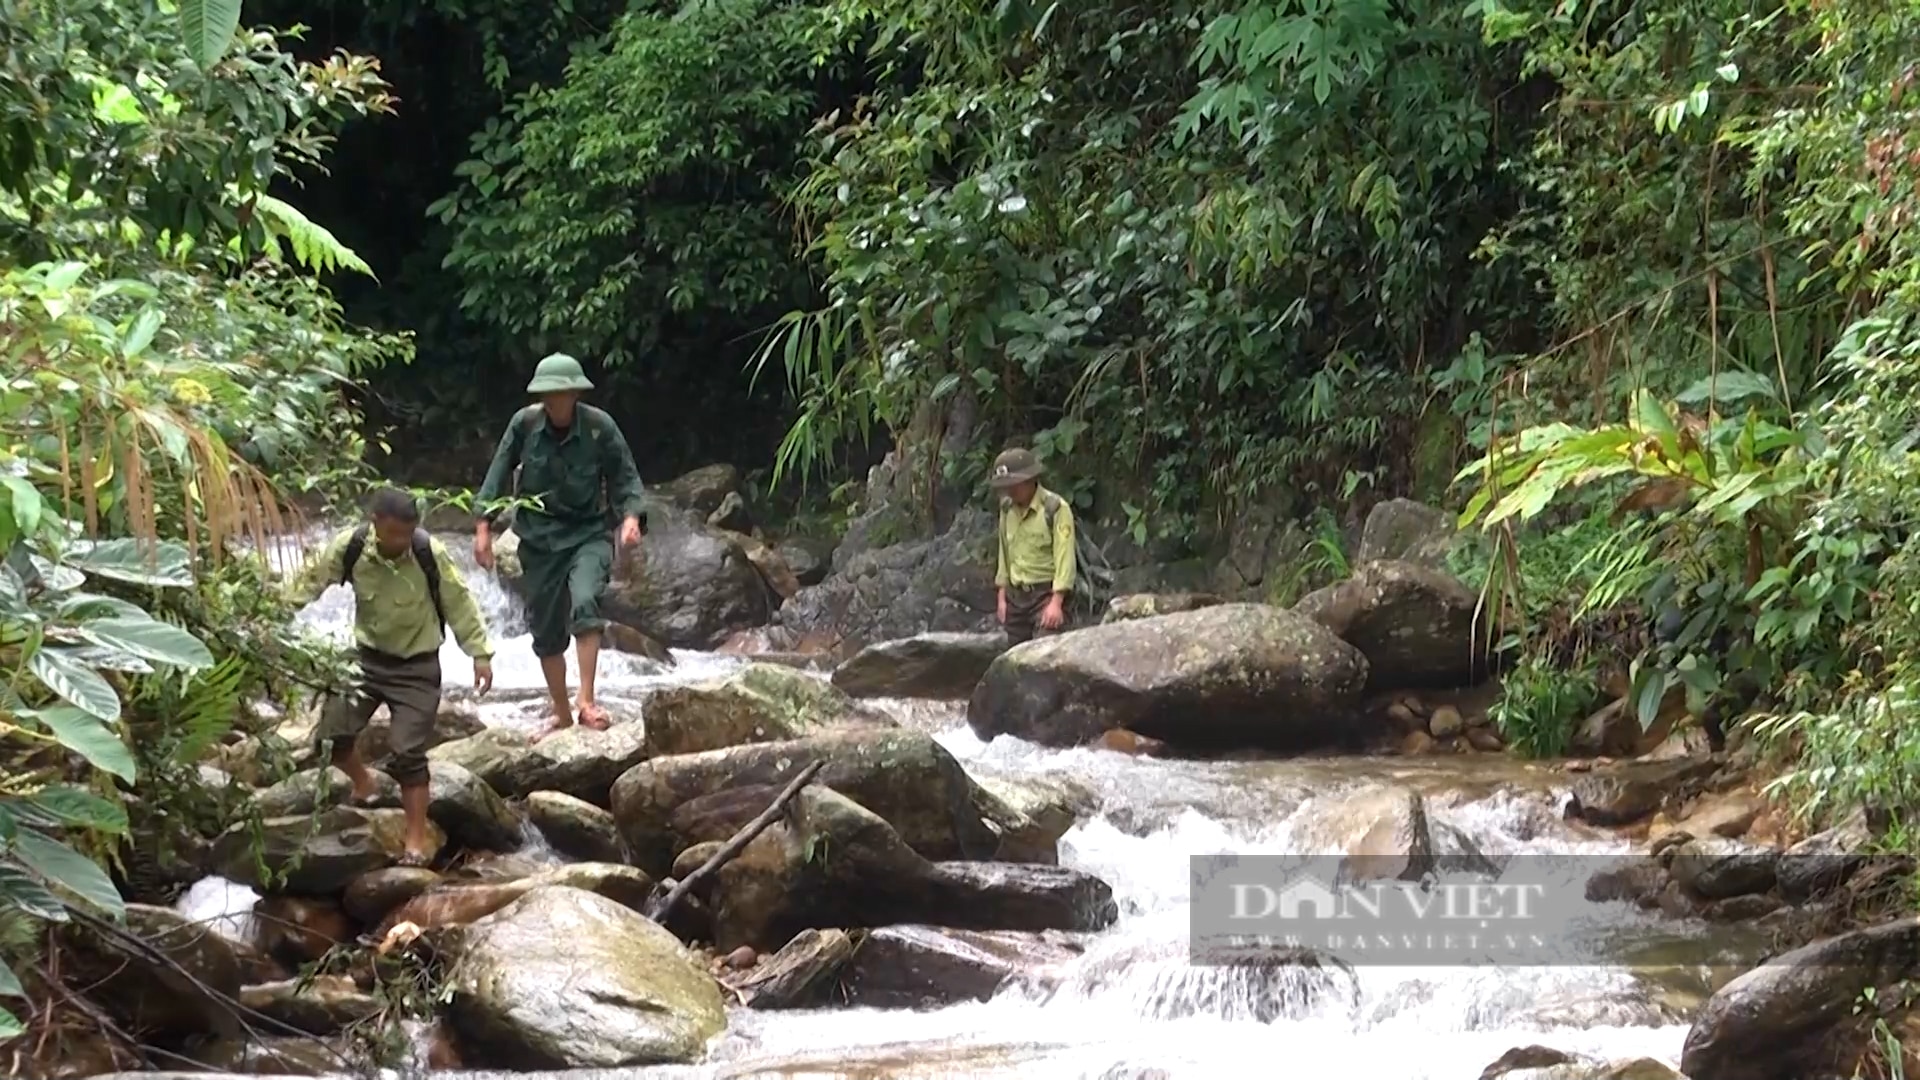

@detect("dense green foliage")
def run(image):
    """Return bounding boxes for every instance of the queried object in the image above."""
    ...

[0,0,399,1055]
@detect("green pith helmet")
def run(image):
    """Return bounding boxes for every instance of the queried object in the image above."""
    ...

[989,447,1043,489]
[525,352,594,394]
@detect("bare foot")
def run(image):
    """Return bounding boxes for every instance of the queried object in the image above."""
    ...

[576,702,611,731]
[532,715,573,744]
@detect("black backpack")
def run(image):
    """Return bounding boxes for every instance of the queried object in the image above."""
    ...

[341,525,447,632]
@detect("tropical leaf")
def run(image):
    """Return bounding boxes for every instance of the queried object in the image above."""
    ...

[79,614,214,670]
[25,557,85,593]
[67,539,194,587]
[0,863,69,921]
[57,592,149,620]
[28,646,122,722]
[179,0,244,70]
[2,786,129,835]
[253,194,376,278]
[0,960,20,999]
[0,1005,20,1040]
[20,706,136,781]
[0,476,41,535]
[9,828,124,918]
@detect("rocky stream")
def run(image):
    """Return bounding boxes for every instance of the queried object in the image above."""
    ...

[77,489,1903,1080]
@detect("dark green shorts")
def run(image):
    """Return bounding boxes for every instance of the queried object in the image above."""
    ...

[520,533,615,658]
[318,648,441,784]
[1003,585,1066,645]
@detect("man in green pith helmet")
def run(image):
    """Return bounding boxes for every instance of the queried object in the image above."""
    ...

[990,447,1076,645]
[473,353,647,740]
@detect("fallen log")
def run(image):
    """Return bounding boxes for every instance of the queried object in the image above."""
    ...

[643,758,826,924]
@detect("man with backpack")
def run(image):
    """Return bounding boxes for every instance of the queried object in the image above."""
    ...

[991,447,1077,644]
[472,353,647,741]
[289,487,495,867]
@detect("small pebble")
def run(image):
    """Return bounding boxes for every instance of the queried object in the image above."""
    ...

[725,945,757,969]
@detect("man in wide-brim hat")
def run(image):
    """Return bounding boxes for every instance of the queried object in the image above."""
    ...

[473,353,647,739]
[990,447,1077,644]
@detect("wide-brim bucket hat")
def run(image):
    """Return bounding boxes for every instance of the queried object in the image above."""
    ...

[989,447,1043,489]
[526,352,595,394]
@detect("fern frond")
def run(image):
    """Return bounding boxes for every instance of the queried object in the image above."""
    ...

[252,194,376,279]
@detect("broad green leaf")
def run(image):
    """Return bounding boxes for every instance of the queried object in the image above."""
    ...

[21,706,135,781]
[57,592,148,620]
[10,828,124,918]
[0,477,41,535]
[0,1005,20,1040]
[1631,391,1681,458]
[180,0,245,70]
[4,786,128,835]
[0,960,20,998]
[68,539,193,587]
[1675,370,1777,408]
[80,615,213,670]
[26,557,85,593]
[1631,665,1670,730]
[0,863,69,920]
[122,308,163,358]
[64,644,154,674]
[29,647,122,722]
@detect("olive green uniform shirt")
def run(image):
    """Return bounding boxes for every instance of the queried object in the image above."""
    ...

[474,404,647,551]
[995,487,1077,593]
[288,529,494,660]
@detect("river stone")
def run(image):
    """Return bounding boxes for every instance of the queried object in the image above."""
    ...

[213,806,444,893]
[446,885,726,1068]
[709,491,753,533]
[1683,915,1920,1080]
[609,727,999,876]
[1285,785,1436,883]
[1480,1045,1579,1079]
[1496,1063,1680,1080]
[525,790,628,862]
[59,904,242,1038]
[606,514,772,649]
[675,840,725,880]
[971,773,1099,865]
[429,722,650,805]
[734,530,802,600]
[377,862,659,937]
[605,622,676,665]
[656,463,742,516]
[830,631,1009,700]
[238,975,380,1035]
[1669,838,1778,900]
[1293,559,1488,690]
[192,1036,342,1075]
[778,538,834,588]
[966,603,1370,752]
[706,786,1115,951]
[1356,498,1455,567]
[344,866,443,923]
[1564,757,1721,826]
[1570,698,1642,758]
[1102,592,1225,624]
[1777,809,1872,902]
[842,925,1085,1008]
[255,765,400,816]
[726,928,856,1009]
[640,662,887,757]
[428,761,525,852]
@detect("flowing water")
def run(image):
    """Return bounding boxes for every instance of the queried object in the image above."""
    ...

[180,532,1763,1079]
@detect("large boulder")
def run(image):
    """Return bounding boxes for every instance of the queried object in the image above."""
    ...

[830,632,1009,700]
[1668,838,1779,901]
[966,604,1370,752]
[609,727,999,876]
[428,722,650,805]
[1682,916,1920,1080]
[639,662,889,757]
[776,508,999,651]
[59,905,242,1037]
[377,863,657,937]
[1283,785,1437,884]
[1777,810,1872,902]
[606,512,773,649]
[1355,498,1455,568]
[1293,559,1488,690]
[702,786,1116,951]
[445,886,725,1068]
[213,806,444,894]
[971,773,1098,865]
[1565,757,1721,827]
[654,463,742,517]
[1101,592,1225,624]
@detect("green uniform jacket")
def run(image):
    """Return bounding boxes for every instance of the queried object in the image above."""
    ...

[288,529,494,660]
[996,486,1077,593]
[474,404,647,551]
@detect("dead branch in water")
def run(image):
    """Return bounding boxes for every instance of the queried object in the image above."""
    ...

[645,759,827,925]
